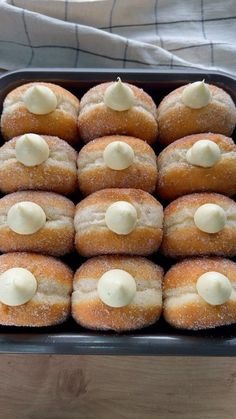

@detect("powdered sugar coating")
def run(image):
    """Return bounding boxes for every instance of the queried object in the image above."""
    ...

[72,255,163,331]
[0,252,73,326]
[3,82,79,117]
[80,82,156,116]
[161,193,236,258]
[74,189,163,257]
[157,138,236,199]
[78,82,158,144]
[157,84,236,145]
[0,191,75,256]
[0,135,78,195]
[163,257,236,330]
[1,83,80,144]
[78,135,158,195]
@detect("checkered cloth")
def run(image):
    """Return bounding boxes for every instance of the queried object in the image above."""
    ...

[0,0,236,76]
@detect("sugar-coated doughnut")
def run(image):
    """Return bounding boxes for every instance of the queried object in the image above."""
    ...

[163,258,236,330]
[72,255,163,331]
[1,82,80,144]
[0,252,73,327]
[161,193,236,258]
[78,135,158,195]
[157,133,236,200]
[78,79,158,144]
[74,188,163,257]
[0,134,78,195]
[0,191,75,256]
[157,81,236,145]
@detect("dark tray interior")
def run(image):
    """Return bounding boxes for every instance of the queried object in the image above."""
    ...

[0,68,235,355]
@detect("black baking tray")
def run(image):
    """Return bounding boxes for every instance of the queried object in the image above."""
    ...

[0,68,236,356]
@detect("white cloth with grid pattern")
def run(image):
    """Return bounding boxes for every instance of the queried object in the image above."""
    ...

[0,0,235,76]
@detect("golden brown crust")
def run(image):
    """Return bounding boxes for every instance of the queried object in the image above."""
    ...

[163,192,234,217]
[0,302,71,327]
[1,107,78,144]
[74,188,163,257]
[72,255,163,331]
[157,84,236,145]
[0,190,75,214]
[162,225,236,258]
[79,135,156,154]
[2,82,79,108]
[161,193,236,258]
[0,252,72,281]
[164,300,236,330]
[163,257,236,289]
[72,302,162,332]
[1,82,80,144]
[157,133,236,200]
[0,191,75,256]
[158,132,236,154]
[78,82,158,144]
[0,135,78,195]
[78,135,158,195]
[76,228,163,257]
[80,82,156,110]
[163,258,236,330]
[75,187,160,210]
[0,225,75,257]
[74,255,164,280]
[0,252,73,327]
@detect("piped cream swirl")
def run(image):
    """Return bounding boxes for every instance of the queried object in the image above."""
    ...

[97,269,137,307]
[104,78,135,111]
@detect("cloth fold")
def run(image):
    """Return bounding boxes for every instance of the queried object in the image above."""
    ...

[0,0,235,76]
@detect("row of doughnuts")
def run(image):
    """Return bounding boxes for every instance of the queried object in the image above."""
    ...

[0,132,236,199]
[1,79,236,146]
[0,252,235,332]
[0,133,158,196]
[78,132,236,198]
[0,188,235,258]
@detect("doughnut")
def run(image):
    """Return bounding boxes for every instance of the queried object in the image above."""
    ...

[157,133,236,200]
[161,193,236,258]
[72,255,163,332]
[163,258,236,330]
[0,134,78,195]
[74,188,163,257]
[0,252,73,327]
[78,78,158,144]
[157,80,236,145]
[77,135,158,195]
[0,191,75,256]
[0,82,80,144]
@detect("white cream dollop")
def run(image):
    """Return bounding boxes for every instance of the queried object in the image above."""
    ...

[104,77,135,111]
[7,202,46,235]
[186,139,221,168]
[0,267,37,306]
[97,269,137,307]
[196,271,232,305]
[103,141,134,170]
[194,203,226,234]
[15,133,50,167]
[182,80,212,109]
[23,85,57,115]
[105,201,137,235]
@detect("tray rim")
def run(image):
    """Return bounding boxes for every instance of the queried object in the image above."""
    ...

[1,67,236,86]
[0,67,236,356]
[0,331,236,356]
